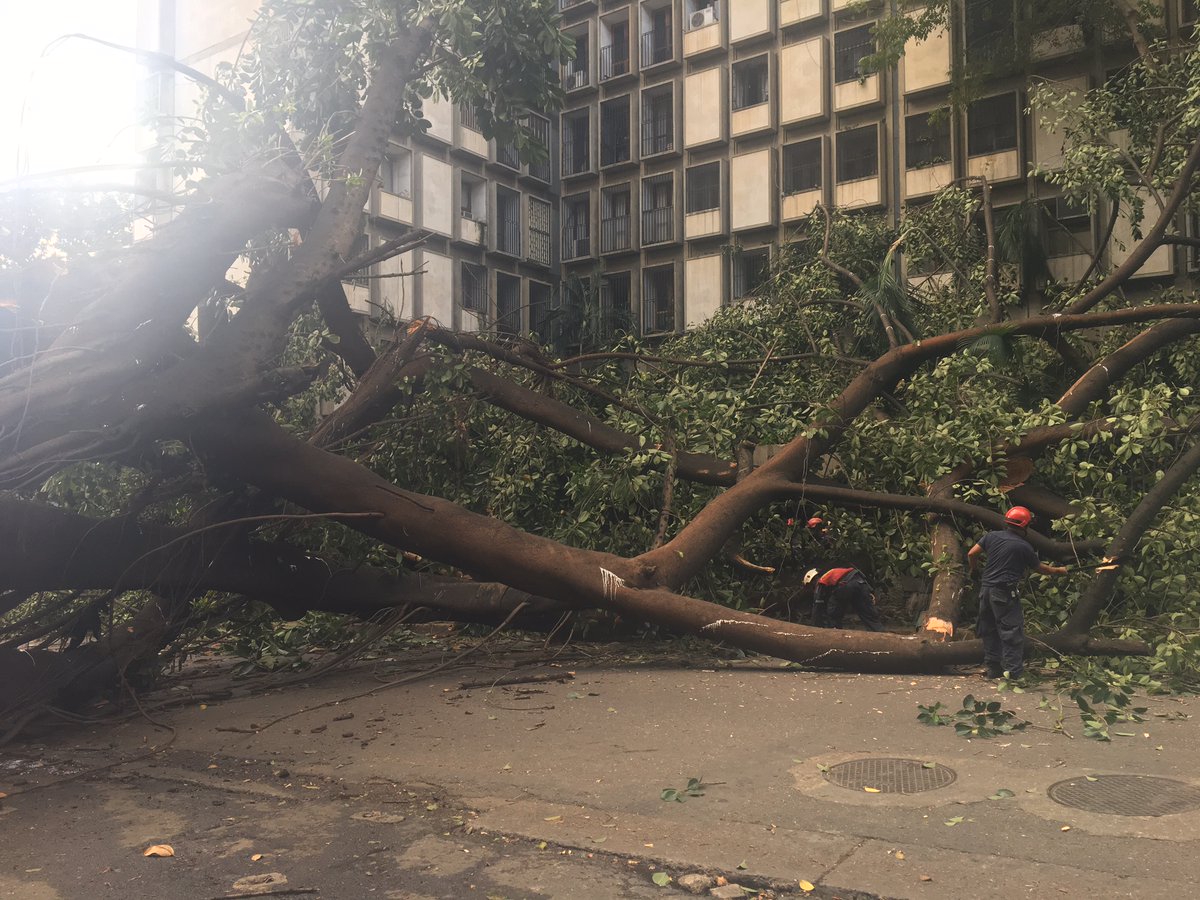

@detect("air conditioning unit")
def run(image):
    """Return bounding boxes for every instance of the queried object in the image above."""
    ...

[573,238,591,258]
[690,6,717,29]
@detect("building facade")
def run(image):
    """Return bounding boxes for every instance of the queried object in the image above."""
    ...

[139,0,1200,342]
[556,0,1200,335]
[136,0,560,337]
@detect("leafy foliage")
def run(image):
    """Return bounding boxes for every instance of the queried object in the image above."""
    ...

[660,776,712,803]
[917,695,1030,737]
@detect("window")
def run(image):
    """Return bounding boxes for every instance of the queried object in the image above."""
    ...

[562,193,591,260]
[642,264,675,333]
[526,115,551,182]
[964,0,1014,60]
[562,109,591,175]
[834,24,874,84]
[836,125,879,182]
[732,56,769,110]
[641,85,674,156]
[732,247,770,300]
[564,30,591,90]
[641,173,675,244]
[905,111,951,170]
[461,262,486,312]
[601,16,631,79]
[380,150,411,198]
[496,274,522,335]
[496,138,521,169]
[782,139,821,194]
[641,3,674,67]
[1185,0,1199,26]
[967,93,1018,156]
[496,187,521,255]
[460,172,485,220]
[599,272,633,336]
[601,96,631,166]
[1046,196,1092,258]
[685,162,720,213]
[459,104,482,132]
[529,280,555,339]
[601,186,632,252]
[528,197,552,265]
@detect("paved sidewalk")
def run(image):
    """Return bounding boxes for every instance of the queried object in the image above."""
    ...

[3,650,1198,898]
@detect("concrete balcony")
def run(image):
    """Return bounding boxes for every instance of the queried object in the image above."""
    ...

[780,0,823,28]
[1031,24,1085,61]
[781,188,822,221]
[343,282,373,315]
[907,271,953,291]
[967,149,1021,183]
[684,7,724,57]
[731,102,771,138]
[1047,254,1091,283]
[835,175,882,209]
[457,215,487,246]
[456,124,489,158]
[377,190,414,225]
[684,208,722,239]
[833,73,880,112]
[904,162,953,198]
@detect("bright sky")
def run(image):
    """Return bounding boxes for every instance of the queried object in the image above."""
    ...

[0,1,141,182]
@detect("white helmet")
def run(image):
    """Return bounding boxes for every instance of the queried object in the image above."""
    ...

[803,568,820,586]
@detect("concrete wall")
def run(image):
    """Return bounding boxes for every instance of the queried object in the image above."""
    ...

[684,254,725,326]
[1032,77,1087,172]
[902,10,950,93]
[1111,189,1174,278]
[685,67,725,147]
[729,0,772,43]
[419,156,454,235]
[730,149,774,230]
[780,38,826,124]
[419,251,455,324]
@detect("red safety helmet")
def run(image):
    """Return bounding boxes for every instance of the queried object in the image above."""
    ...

[806,516,825,529]
[1004,506,1033,528]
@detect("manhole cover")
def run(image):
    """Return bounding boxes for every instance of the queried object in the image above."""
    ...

[1048,775,1200,817]
[823,758,956,794]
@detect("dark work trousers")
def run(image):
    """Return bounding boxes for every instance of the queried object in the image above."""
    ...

[823,573,885,631]
[977,583,1025,678]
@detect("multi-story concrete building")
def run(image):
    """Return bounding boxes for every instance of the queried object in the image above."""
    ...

[140,0,1199,342]
[137,0,559,337]
[556,0,1200,334]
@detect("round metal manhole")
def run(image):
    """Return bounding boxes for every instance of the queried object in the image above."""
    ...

[823,758,957,794]
[1048,775,1200,817]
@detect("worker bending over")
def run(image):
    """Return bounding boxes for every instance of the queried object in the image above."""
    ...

[967,506,1069,680]
[803,567,885,632]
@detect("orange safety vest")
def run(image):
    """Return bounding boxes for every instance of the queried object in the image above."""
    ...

[818,567,855,587]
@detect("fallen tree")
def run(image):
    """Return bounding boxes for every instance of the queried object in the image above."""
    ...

[2,0,1200,726]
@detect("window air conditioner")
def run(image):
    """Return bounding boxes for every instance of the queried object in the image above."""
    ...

[574,238,591,258]
[690,6,717,29]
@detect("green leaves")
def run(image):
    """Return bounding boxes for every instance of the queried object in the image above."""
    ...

[660,777,712,803]
[918,695,1029,739]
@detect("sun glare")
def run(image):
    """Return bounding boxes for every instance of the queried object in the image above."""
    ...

[1,1,140,182]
